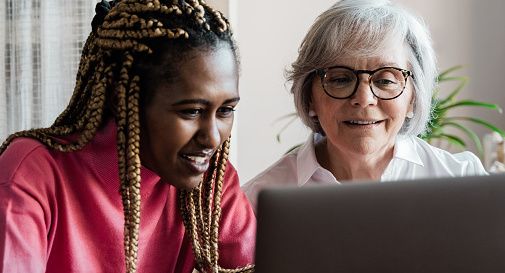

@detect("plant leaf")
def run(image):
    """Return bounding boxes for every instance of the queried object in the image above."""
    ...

[429,133,466,149]
[438,76,468,82]
[442,122,483,156]
[440,100,503,113]
[447,117,505,137]
[284,143,303,155]
[438,77,468,105]
[437,65,464,81]
[272,112,298,124]
[274,114,299,143]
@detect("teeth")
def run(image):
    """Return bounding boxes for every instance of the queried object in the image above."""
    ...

[348,120,378,125]
[185,155,207,164]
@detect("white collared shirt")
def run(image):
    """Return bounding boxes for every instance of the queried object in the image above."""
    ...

[242,134,488,213]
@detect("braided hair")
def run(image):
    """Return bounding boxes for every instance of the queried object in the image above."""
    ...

[0,1,253,272]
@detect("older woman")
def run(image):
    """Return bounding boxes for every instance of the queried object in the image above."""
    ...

[243,0,487,211]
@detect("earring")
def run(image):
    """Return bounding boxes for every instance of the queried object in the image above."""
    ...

[406,111,414,119]
[308,110,319,124]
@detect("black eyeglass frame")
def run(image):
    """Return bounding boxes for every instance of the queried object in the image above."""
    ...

[315,66,414,100]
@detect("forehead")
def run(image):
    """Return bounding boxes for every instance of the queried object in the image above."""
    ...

[332,40,410,69]
[153,46,239,101]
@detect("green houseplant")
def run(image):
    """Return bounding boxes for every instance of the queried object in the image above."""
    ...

[276,65,505,156]
[422,65,505,156]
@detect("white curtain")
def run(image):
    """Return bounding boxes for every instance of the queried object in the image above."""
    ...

[0,0,96,141]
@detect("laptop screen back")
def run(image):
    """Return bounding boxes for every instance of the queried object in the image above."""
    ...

[255,174,505,273]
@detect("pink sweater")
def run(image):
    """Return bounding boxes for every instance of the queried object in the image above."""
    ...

[0,121,256,273]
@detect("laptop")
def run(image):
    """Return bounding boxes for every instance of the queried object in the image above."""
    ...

[255,174,505,273]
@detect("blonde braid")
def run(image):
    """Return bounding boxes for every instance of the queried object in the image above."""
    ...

[194,181,211,261]
[179,189,206,270]
[114,54,133,272]
[190,149,220,267]
[202,155,219,264]
[186,187,206,269]
[1,1,254,272]
[209,141,227,270]
[213,140,253,273]
[178,139,254,273]
[126,67,142,272]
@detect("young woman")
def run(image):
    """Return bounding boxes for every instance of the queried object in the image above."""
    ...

[0,1,255,272]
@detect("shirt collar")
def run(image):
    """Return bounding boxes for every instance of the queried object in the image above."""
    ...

[296,133,325,186]
[393,135,424,166]
[295,134,424,186]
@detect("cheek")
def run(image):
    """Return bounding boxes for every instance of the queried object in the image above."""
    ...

[382,103,406,119]
[401,93,415,116]
[385,89,414,117]
[164,119,197,144]
[144,114,192,153]
[315,98,344,122]
[313,90,330,114]
[381,102,411,129]
[218,118,234,141]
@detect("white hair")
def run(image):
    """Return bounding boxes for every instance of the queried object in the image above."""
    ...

[288,0,437,137]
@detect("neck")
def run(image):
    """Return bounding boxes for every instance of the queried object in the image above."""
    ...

[315,138,395,182]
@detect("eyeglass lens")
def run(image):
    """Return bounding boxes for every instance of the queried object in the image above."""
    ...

[323,67,407,99]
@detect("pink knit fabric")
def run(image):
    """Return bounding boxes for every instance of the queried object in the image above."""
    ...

[0,121,255,273]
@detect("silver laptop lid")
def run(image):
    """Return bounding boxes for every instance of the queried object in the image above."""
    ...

[255,174,505,273]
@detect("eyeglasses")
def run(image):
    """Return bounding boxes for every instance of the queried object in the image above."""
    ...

[315,66,414,100]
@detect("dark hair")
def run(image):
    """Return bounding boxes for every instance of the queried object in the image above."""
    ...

[0,1,251,272]
[134,32,239,107]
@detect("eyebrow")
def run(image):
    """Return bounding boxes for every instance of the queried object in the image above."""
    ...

[377,62,401,68]
[171,97,240,106]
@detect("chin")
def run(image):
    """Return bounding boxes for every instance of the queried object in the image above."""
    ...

[183,178,203,190]
[163,174,203,190]
[346,139,379,155]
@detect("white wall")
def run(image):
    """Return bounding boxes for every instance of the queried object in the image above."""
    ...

[209,0,505,183]
[233,0,334,183]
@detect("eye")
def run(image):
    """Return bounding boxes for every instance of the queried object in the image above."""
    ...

[217,106,236,118]
[372,69,402,87]
[178,108,203,118]
[374,79,398,85]
[327,77,353,85]
[324,69,355,88]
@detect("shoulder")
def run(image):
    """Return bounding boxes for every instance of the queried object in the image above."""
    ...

[222,161,240,184]
[217,161,257,268]
[410,136,487,176]
[241,151,299,213]
[221,161,246,194]
[0,137,57,185]
[243,151,298,191]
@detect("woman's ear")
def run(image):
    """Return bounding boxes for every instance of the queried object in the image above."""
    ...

[308,101,316,117]
[308,100,319,122]
[406,95,415,119]
[308,95,318,117]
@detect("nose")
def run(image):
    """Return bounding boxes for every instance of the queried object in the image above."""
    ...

[196,116,222,149]
[349,76,378,107]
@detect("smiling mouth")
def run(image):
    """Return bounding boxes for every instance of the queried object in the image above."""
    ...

[344,120,383,125]
[180,153,213,174]
[181,155,209,164]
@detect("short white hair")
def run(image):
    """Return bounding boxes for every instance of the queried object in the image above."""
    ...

[287,0,437,136]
